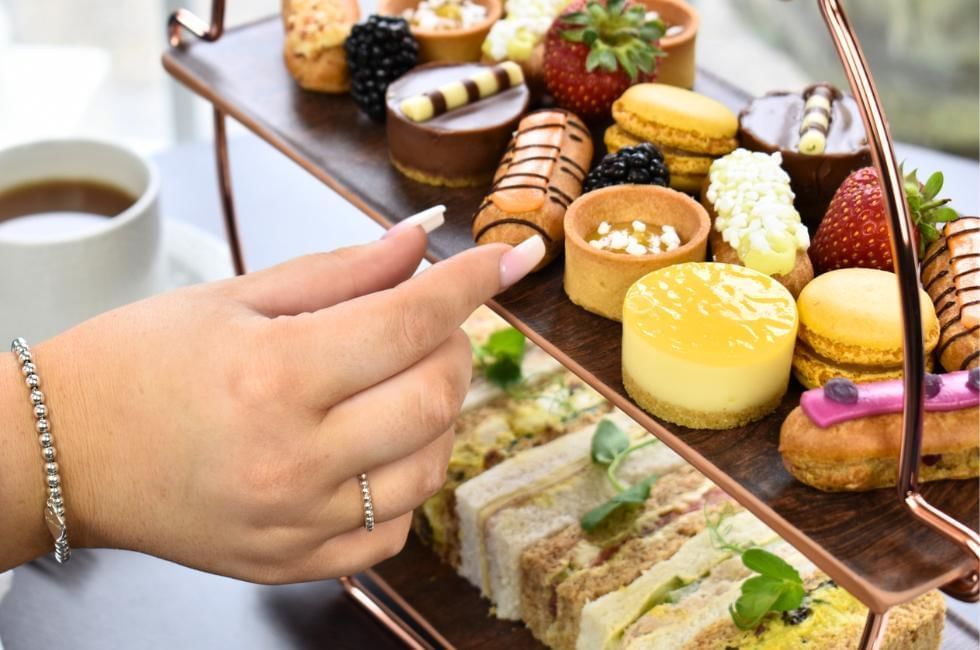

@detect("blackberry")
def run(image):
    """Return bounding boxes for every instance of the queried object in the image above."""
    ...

[344,15,419,122]
[583,143,670,193]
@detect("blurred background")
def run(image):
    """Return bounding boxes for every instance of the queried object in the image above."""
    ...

[0,0,977,158]
[0,1,976,638]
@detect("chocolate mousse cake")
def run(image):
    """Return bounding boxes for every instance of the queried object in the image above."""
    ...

[385,62,530,187]
[739,83,870,230]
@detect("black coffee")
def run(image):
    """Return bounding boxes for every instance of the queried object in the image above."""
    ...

[0,179,136,222]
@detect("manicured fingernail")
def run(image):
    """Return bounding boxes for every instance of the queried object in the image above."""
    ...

[382,205,446,239]
[499,235,546,288]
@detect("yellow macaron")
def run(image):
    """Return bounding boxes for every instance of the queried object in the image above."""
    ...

[603,125,709,193]
[611,83,739,154]
[609,83,738,193]
[793,268,940,388]
[604,123,642,153]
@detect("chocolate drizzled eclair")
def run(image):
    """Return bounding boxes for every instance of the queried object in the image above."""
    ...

[921,216,980,371]
[472,109,593,269]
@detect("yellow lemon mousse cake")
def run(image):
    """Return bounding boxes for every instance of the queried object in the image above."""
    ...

[622,262,798,429]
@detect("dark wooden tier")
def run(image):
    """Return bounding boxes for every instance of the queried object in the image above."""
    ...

[163,17,977,615]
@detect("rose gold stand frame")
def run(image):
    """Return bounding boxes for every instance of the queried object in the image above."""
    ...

[168,1,979,647]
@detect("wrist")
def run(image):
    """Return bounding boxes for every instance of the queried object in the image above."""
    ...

[32,332,107,550]
[0,346,49,568]
[0,329,110,570]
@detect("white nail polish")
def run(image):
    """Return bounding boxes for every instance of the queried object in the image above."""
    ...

[383,205,446,238]
[500,235,546,288]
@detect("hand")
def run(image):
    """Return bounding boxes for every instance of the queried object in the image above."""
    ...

[26,225,544,582]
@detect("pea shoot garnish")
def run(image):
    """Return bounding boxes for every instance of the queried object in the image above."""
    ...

[580,419,659,532]
[729,548,806,630]
[473,327,526,389]
[707,506,806,630]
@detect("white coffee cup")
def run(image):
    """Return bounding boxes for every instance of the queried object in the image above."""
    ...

[0,139,164,342]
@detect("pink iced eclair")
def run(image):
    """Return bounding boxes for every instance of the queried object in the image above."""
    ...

[779,371,980,491]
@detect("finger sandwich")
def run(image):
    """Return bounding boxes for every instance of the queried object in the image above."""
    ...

[417,308,610,564]
[519,466,728,649]
[619,539,814,649]
[581,525,944,650]
[682,575,944,650]
[576,510,780,650]
[455,412,686,620]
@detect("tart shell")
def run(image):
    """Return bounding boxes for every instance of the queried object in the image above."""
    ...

[563,184,710,321]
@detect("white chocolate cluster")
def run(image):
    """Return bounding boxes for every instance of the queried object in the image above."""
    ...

[403,0,487,31]
[589,220,682,256]
[482,0,572,62]
[706,149,809,277]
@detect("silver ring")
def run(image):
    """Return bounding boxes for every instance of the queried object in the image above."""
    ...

[357,473,375,532]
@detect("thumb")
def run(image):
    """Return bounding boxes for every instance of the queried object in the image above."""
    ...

[235,206,444,317]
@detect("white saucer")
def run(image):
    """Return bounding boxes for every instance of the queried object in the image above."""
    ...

[161,219,235,289]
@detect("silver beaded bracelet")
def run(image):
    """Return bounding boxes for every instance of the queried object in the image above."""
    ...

[10,338,71,563]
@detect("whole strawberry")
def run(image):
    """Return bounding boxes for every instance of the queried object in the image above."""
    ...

[809,166,958,274]
[543,0,665,122]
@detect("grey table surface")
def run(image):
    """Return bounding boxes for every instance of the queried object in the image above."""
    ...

[0,133,977,649]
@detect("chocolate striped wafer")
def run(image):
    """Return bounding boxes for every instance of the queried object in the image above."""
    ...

[399,62,525,122]
[798,84,840,155]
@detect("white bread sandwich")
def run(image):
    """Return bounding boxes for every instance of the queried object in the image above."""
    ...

[585,526,944,650]
[416,309,610,565]
[519,466,730,649]
[576,510,779,650]
[416,369,609,564]
[619,539,814,649]
[456,412,686,620]
[677,573,944,650]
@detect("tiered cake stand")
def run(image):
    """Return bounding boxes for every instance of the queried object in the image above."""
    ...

[163,1,979,647]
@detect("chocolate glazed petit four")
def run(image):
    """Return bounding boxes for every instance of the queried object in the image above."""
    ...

[385,61,530,187]
[739,83,871,231]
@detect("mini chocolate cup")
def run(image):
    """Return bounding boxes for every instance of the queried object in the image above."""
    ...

[739,89,871,232]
